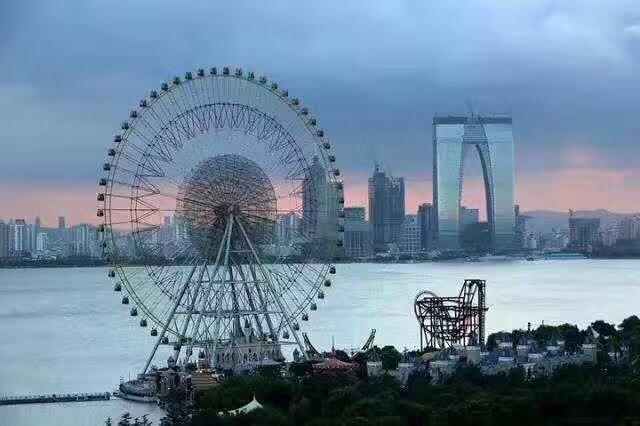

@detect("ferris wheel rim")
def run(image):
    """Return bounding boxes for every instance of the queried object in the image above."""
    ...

[99,66,343,340]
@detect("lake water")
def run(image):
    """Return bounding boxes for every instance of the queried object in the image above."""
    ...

[1,260,639,425]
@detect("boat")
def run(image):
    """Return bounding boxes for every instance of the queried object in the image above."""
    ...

[117,378,157,403]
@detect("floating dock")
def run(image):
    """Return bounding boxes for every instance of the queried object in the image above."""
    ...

[0,392,111,406]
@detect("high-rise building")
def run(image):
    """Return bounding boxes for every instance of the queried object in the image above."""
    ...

[343,207,372,258]
[276,213,301,256]
[417,203,436,251]
[72,224,93,256]
[459,206,480,230]
[514,205,529,249]
[568,212,600,253]
[601,224,619,247]
[433,114,516,253]
[36,232,48,253]
[400,214,420,254]
[58,216,67,243]
[159,215,175,248]
[12,219,26,255]
[0,222,9,258]
[24,224,35,253]
[368,164,405,252]
[618,215,640,241]
[302,156,340,258]
[344,207,366,221]
[34,216,41,252]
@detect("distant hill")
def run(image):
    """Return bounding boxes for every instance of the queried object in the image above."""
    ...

[521,209,636,234]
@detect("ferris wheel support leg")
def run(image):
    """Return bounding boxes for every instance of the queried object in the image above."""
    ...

[248,263,278,340]
[173,261,208,363]
[187,215,233,364]
[178,221,231,363]
[235,217,307,360]
[208,213,236,368]
[141,263,199,375]
[234,262,266,340]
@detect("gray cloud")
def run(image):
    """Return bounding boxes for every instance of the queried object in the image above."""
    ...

[0,0,638,191]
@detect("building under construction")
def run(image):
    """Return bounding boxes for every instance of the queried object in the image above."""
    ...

[414,279,487,350]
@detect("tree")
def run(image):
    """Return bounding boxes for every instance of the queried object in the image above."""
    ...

[533,325,556,345]
[591,320,617,338]
[118,413,132,426]
[334,349,351,363]
[380,346,402,371]
[290,360,313,377]
[557,323,582,352]
[619,315,640,356]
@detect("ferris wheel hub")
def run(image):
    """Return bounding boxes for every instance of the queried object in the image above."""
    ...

[99,67,344,373]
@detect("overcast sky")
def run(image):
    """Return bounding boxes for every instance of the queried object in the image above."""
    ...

[1,0,639,225]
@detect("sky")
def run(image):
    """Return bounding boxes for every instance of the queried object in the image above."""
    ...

[0,0,639,226]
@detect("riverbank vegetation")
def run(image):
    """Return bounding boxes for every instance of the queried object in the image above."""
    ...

[189,316,640,425]
[112,315,640,425]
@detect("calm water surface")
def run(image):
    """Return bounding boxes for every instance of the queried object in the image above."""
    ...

[0,260,639,425]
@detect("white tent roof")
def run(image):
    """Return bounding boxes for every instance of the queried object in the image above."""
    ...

[218,396,263,416]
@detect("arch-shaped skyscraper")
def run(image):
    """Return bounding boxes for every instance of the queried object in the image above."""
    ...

[433,115,516,253]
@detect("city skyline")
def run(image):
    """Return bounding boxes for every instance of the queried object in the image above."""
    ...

[1,1,640,225]
[3,174,640,230]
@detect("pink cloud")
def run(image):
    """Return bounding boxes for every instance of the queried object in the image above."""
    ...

[0,182,100,227]
[1,165,639,227]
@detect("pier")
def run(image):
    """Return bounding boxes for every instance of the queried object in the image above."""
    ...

[0,392,111,406]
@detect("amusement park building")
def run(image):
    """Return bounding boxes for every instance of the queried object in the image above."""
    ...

[433,114,516,253]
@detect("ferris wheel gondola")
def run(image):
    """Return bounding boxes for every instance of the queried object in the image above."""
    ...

[98,67,344,372]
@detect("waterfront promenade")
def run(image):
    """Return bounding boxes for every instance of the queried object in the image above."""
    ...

[0,392,111,406]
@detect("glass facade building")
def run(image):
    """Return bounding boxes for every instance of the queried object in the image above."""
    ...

[433,115,516,253]
[368,164,405,252]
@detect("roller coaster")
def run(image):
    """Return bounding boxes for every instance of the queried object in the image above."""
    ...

[414,279,487,350]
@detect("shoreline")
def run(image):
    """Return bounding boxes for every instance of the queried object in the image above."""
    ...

[1,256,640,270]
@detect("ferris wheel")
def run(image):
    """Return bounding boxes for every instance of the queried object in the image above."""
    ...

[97,67,344,372]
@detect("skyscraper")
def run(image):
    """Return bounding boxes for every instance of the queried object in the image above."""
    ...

[417,203,436,251]
[343,207,372,258]
[302,156,340,258]
[58,216,67,243]
[0,222,9,258]
[34,216,41,252]
[12,219,26,255]
[618,215,640,240]
[568,213,600,253]
[72,224,93,256]
[459,206,480,230]
[514,205,529,249]
[400,214,420,254]
[36,232,48,253]
[368,164,405,252]
[433,114,516,253]
[276,213,300,256]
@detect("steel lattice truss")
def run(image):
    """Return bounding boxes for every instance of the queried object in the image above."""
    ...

[414,279,487,350]
[97,67,344,372]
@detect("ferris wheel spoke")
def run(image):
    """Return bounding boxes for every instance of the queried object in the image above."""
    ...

[101,68,342,372]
